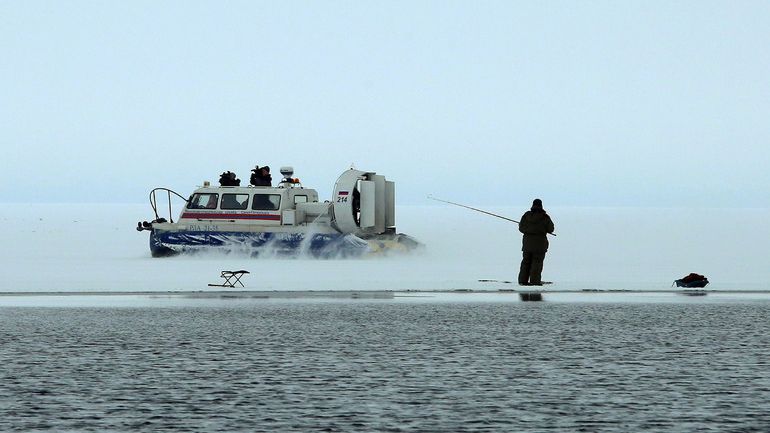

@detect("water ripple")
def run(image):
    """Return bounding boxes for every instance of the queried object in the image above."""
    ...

[1,302,769,432]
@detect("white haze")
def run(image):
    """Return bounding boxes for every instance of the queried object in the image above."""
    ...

[1,204,768,300]
[2,2,769,208]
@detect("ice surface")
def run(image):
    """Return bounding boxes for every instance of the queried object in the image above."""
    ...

[1,204,768,295]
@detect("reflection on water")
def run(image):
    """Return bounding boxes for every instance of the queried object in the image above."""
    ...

[2,301,769,432]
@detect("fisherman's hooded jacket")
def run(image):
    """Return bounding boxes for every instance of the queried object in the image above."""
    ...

[518,210,554,252]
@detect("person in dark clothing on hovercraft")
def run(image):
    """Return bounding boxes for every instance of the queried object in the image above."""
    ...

[250,165,272,186]
[219,171,241,186]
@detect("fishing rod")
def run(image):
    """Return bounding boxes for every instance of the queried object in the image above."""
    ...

[427,195,556,236]
[428,195,519,223]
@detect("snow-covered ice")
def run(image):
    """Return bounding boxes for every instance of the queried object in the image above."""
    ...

[1,203,768,294]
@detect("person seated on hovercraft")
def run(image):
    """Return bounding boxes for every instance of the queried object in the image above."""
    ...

[250,165,272,186]
[219,171,241,186]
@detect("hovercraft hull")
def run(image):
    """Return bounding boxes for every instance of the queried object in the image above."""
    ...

[150,230,371,259]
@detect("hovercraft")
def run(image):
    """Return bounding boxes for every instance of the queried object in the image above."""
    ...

[673,273,709,288]
[137,167,422,258]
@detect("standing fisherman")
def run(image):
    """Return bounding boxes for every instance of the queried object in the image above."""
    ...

[518,199,555,286]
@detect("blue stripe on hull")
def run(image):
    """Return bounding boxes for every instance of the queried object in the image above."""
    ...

[150,230,370,258]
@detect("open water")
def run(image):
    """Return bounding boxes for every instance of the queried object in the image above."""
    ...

[2,299,770,432]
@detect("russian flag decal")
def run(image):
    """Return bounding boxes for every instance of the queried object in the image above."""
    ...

[338,191,349,196]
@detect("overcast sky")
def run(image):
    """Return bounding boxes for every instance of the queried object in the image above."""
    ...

[2,1,768,207]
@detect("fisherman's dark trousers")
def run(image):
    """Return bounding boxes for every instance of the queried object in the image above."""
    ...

[519,251,546,285]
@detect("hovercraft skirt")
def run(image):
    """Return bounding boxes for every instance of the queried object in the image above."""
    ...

[151,230,371,258]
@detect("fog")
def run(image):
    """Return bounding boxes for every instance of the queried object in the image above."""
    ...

[3,2,769,208]
[2,203,767,298]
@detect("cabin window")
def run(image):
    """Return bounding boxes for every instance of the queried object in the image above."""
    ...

[188,193,219,209]
[294,195,308,204]
[252,194,281,211]
[221,193,249,210]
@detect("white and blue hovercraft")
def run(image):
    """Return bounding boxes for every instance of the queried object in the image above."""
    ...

[137,167,422,258]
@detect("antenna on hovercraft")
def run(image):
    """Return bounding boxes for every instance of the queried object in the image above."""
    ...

[279,166,297,188]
